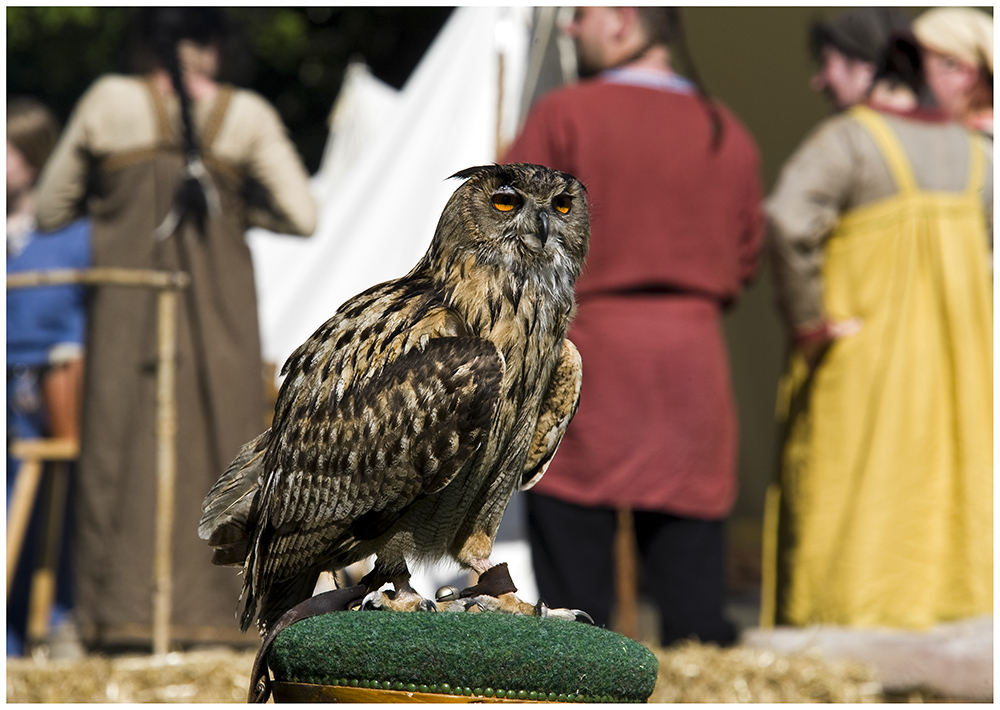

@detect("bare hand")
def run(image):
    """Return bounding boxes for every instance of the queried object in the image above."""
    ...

[801,317,863,370]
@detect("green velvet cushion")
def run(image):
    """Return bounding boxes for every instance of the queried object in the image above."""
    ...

[269,611,658,703]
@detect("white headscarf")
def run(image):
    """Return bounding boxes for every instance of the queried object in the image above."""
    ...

[914,7,993,73]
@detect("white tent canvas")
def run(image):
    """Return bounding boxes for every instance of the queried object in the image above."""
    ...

[248,6,533,371]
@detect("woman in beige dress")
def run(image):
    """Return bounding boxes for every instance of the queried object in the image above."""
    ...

[35,8,316,650]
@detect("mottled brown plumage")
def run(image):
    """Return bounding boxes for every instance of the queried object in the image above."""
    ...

[198,163,589,633]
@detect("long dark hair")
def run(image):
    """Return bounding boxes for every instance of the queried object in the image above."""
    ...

[874,32,935,108]
[132,8,229,237]
[634,7,723,151]
[129,9,233,466]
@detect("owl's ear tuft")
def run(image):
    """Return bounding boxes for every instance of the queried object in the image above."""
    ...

[560,171,587,193]
[448,165,498,182]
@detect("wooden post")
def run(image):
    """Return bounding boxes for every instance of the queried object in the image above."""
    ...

[152,288,179,656]
[6,267,189,291]
[7,269,189,656]
[26,460,70,648]
[6,439,78,598]
[613,507,639,640]
[495,51,506,159]
[7,458,44,597]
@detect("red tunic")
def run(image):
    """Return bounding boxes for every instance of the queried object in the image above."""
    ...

[504,72,763,518]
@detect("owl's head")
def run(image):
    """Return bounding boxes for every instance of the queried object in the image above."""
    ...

[429,163,590,285]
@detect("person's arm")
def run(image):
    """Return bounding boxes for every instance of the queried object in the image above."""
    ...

[736,143,766,289]
[34,87,102,231]
[233,92,317,237]
[765,117,859,366]
[39,220,90,443]
[43,355,84,442]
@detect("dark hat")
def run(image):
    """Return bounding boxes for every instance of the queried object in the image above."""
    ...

[810,7,912,65]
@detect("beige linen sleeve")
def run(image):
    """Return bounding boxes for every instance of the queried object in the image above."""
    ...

[34,81,102,231]
[764,116,858,335]
[214,91,317,237]
[35,75,158,231]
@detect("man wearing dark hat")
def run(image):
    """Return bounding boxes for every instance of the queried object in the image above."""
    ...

[808,7,911,110]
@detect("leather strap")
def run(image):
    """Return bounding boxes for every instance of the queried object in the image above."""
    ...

[247,584,367,703]
[459,563,518,599]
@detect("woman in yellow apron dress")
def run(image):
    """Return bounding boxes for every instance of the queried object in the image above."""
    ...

[762,105,993,629]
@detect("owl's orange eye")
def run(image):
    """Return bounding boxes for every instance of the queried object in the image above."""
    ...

[553,193,573,215]
[492,189,521,212]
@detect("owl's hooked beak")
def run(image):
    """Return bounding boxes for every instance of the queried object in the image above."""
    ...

[537,211,549,246]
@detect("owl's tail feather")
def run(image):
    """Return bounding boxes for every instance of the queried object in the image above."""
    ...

[199,429,271,567]
[242,568,322,634]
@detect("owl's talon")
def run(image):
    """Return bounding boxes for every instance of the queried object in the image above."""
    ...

[534,597,593,622]
[437,597,483,613]
[417,598,438,613]
[540,604,594,623]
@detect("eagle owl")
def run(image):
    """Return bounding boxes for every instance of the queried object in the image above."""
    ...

[199,163,590,633]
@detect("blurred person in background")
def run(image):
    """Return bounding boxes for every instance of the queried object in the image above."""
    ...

[34,7,316,651]
[7,97,90,657]
[913,7,993,137]
[504,6,764,647]
[807,7,912,112]
[763,16,993,630]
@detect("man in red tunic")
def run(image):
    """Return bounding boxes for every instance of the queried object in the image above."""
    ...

[503,6,763,646]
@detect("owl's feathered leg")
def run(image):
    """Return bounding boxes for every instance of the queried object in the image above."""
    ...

[358,557,437,613]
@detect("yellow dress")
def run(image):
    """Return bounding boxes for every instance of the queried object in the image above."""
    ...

[762,106,993,629]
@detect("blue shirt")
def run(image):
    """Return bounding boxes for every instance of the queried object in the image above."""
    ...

[7,219,91,369]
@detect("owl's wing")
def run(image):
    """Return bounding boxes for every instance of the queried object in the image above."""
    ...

[520,338,582,490]
[198,429,271,566]
[255,335,505,579]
